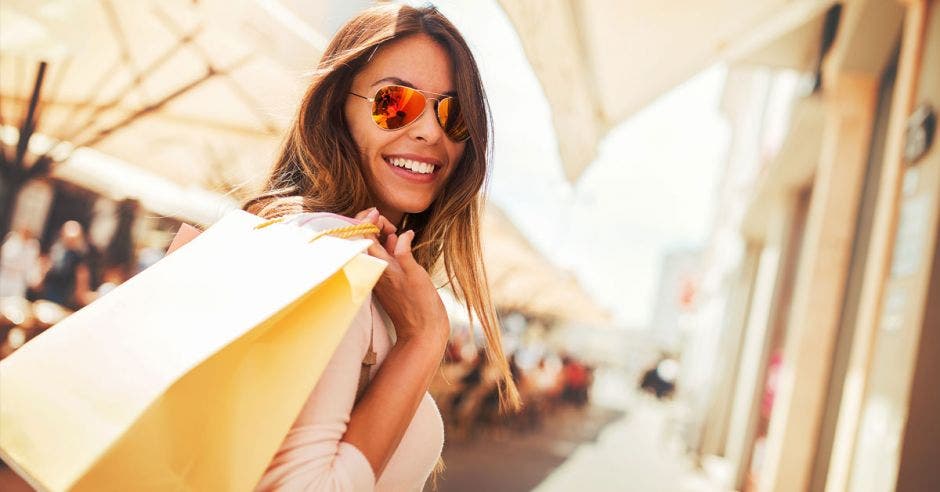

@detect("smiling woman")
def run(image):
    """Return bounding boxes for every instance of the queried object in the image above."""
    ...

[343,36,468,218]
[242,4,521,491]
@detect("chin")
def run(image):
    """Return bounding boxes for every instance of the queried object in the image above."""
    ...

[390,196,435,215]
[402,203,433,215]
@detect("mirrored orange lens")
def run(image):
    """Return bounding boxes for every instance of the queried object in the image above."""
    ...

[371,86,426,130]
[437,97,469,141]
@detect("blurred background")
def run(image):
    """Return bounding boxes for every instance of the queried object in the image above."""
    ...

[1,0,938,491]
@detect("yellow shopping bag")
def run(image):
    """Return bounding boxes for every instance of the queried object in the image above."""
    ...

[0,210,386,491]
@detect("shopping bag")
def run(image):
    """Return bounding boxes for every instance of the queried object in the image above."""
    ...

[0,209,386,491]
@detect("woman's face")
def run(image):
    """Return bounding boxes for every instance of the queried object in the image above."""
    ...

[344,34,467,226]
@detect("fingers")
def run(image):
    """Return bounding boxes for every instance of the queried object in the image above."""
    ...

[375,215,397,237]
[394,230,416,258]
[353,209,412,268]
[385,232,399,255]
[366,237,393,262]
[356,208,397,237]
[367,230,415,266]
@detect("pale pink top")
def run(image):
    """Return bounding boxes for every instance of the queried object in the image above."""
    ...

[254,213,445,492]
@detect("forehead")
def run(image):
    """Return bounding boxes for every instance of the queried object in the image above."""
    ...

[358,34,455,94]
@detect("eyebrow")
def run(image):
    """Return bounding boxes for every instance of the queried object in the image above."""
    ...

[371,77,456,97]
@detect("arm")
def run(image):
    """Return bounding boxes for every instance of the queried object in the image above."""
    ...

[341,209,450,478]
[257,209,448,490]
[342,324,446,477]
[255,300,446,491]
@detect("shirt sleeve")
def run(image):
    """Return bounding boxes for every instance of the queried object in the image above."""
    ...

[253,279,377,491]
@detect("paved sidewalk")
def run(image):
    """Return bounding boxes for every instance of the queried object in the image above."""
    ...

[432,403,626,492]
[535,398,724,492]
[432,389,727,492]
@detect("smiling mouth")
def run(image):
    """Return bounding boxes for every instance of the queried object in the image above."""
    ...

[384,156,438,175]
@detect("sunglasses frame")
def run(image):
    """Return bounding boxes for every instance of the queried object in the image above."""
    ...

[349,84,469,142]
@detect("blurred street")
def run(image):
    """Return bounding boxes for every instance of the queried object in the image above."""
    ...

[2,0,939,490]
[533,400,720,492]
[431,402,623,492]
[431,370,722,492]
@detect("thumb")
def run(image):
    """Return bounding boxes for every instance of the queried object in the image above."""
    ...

[384,232,399,254]
[394,230,416,258]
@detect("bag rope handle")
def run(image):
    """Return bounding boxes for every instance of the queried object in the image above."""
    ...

[254,217,380,242]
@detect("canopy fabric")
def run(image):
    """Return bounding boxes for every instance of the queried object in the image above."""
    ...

[0,0,327,196]
[481,204,611,325]
[497,0,837,182]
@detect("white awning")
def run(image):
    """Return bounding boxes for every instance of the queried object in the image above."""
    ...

[497,0,838,181]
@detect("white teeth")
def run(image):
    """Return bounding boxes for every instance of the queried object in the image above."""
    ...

[388,157,434,175]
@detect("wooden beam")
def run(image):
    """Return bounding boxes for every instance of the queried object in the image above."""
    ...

[823,1,928,490]
[759,71,879,492]
[12,61,47,170]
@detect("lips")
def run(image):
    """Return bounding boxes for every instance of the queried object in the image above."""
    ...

[386,156,436,174]
[382,154,441,183]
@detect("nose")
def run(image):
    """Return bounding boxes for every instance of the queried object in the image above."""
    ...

[406,98,444,144]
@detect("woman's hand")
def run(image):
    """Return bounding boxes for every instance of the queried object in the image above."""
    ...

[354,208,449,348]
[352,208,398,242]
[339,209,449,478]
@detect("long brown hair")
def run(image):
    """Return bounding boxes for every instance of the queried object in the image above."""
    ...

[244,4,522,414]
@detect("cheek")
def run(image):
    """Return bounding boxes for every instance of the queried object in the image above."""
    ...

[343,102,369,151]
[449,142,467,169]
[345,103,400,161]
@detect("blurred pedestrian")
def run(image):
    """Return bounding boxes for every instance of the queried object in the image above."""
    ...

[561,355,592,406]
[639,356,678,399]
[0,228,41,299]
[38,221,94,310]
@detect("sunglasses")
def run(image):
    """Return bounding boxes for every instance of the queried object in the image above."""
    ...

[349,84,470,142]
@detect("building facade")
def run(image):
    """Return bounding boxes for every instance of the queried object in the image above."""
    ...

[682,1,940,490]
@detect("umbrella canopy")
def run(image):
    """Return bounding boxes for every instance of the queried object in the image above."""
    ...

[0,0,327,196]
[482,204,611,326]
[497,0,838,182]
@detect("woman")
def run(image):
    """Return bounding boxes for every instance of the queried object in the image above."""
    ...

[244,4,521,491]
